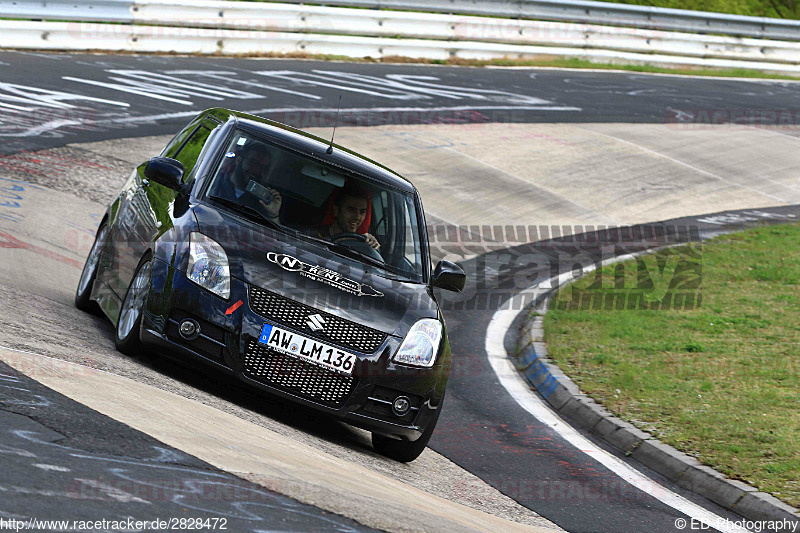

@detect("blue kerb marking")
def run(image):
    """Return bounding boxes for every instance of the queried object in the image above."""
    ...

[518,337,560,399]
[517,345,538,370]
[541,378,560,399]
[526,362,547,382]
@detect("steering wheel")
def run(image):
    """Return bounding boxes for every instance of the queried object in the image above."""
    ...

[331,232,367,243]
[330,232,384,262]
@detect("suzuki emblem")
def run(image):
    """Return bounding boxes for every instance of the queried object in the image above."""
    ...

[306,314,326,332]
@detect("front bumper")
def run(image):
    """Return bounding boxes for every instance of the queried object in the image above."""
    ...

[142,258,449,441]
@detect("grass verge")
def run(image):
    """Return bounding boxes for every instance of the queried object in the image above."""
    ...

[596,0,800,20]
[231,54,800,82]
[544,223,800,507]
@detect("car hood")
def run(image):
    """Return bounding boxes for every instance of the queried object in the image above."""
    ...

[193,204,436,337]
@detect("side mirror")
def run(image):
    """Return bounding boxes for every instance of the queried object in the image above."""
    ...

[431,260,466,292]
[144,157,184,191]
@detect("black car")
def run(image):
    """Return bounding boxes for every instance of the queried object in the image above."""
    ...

[75,108,465,462]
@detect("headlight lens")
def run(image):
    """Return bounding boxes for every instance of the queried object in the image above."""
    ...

[186,232,230,299]
[393,319,442,368]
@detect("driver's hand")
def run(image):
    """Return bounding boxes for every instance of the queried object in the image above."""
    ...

[259,188,282,220]
[364,232,380,250]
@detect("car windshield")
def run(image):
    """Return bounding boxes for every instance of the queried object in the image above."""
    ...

[204,130,425,281]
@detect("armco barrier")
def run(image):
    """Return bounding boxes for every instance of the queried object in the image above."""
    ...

[1,0,800,73]
[134,0,800,63]
[6,0,800,41]
[5,19,800,74]
[130,1,800,65]
[262,0,800,41]
[0,0,133,22]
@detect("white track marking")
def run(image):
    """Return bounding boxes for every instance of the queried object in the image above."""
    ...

[0,119,84,138]
[167,70,323,100]
[255,70,421,100]
[0,81,129,110]
[103,111,202,125]
[62,77,196,105]
[385,73,550,105]
[105,70,264,100]
[32,464,71,472]
[1,104,581,137]
[250,104,581,113]
[486,262,752,533]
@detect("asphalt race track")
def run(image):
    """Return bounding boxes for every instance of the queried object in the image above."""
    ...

[2,51,799,532]
[0,359,375,532]
[3,51,800,154]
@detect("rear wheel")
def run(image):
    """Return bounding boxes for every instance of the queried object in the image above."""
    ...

[75,223,108,314]
[372,394,444,463]
[114,256,152,356]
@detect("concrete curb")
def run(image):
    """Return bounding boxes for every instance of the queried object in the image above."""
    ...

[515,306,800,530]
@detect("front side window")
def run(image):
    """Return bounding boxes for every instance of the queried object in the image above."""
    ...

[160,115,219,183]
[173,124,214,182]
[204,130,424,281]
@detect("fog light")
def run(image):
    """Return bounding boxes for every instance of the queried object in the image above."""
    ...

[392,396,411,417]
[179,319,200,340]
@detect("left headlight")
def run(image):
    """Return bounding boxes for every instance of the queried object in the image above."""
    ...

[392,318,443,368]
[186,232,230,299]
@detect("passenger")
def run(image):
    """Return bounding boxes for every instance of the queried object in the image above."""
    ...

[215,142,281,221]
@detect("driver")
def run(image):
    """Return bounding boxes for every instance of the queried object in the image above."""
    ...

[299,182,380,251]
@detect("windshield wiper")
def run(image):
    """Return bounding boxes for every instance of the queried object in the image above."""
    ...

[208,196,283,231]
[326,243,419,281]
[325,242,405,274]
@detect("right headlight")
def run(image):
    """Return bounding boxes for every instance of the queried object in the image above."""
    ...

[392,319,442,368]
[186,232,230,299]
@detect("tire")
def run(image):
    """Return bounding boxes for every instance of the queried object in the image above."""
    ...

[75,223,109,314]
[372,394,444,463]
[114,256,153,356]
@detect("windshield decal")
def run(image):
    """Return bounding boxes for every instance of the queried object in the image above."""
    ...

[267,252,384,298]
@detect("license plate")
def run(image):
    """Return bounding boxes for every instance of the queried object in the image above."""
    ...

[258,323,358,375]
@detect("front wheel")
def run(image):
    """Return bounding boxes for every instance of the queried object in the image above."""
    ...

[372,394,444,463]
[114,256,152,356]
[75,223,108,314]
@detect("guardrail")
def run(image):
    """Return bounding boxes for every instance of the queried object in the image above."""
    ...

[1,0,799,73]
[128,1,800,65]
[0,0,133,22]
[266,0,800,41]
[6,0,800,41]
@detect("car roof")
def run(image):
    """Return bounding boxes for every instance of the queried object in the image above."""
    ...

[202,108,416,194]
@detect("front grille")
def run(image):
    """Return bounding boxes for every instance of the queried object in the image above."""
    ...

[244,340,356,407]
[248,286,386,353]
